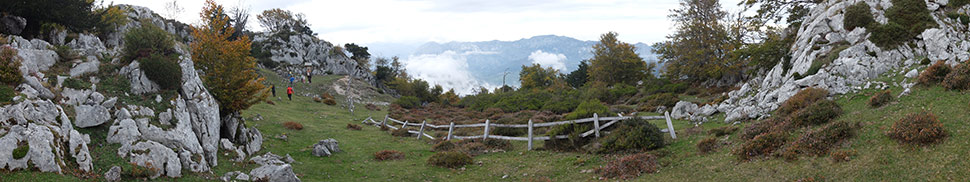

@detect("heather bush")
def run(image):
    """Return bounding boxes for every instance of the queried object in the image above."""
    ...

[544,123,592,151]
[431,140,456,152]
[594,153,658,179]
[597,118,665,153]
[780,121,858,160]
[427,151,472,168]
[391,128,410,137]
[374,150,405,161]
[394,96,421,109]
[918,61,951,85]
[483,139,513,151]
[790,99,842,127]
[708,126,738,137]
[736,131,788,161]
[868,90,892,108]
[346,123,361,130]
[697,137,719,154]
[283,121,303,130]
[943,63,970,90]
[887,111,948,146]
[776,87,828,116]
[0,46,23,86]
[0,86,14,105]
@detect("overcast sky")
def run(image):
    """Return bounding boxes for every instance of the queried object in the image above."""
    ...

[108,0,745,46]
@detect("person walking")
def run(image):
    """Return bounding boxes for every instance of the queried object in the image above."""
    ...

[286,86,294,101]
[271,84,276,97]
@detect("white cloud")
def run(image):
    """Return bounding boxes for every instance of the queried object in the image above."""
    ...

[528,50,567,72]
[404,51,494,95]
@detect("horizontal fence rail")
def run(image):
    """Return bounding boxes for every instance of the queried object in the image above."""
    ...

[362,112,677,150]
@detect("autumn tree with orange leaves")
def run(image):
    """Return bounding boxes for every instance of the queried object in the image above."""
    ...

[191,0,268,141]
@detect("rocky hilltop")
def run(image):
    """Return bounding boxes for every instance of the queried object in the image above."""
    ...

[674,0,970,122]
[252,32,376,85]
[0,5,300,180]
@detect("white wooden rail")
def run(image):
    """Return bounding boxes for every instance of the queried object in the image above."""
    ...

[362,112,677,150]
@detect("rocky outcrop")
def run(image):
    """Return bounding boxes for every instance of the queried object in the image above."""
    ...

[252,32,375,84]
[249,152,301,182]
[720,0,970,122]
[311,138,340,157]
[0,100,92,173]
[120,61,160,95]
[105,166,122,182]
[0,14,26,35]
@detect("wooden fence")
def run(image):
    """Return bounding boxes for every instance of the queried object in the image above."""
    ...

[361,112,677,150]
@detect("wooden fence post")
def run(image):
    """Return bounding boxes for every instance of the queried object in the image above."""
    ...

[593,113,600,138]
[483,119,490,140]
[447,122,455,140]
[417,120,426,139]
[402,121,408,130]
[382,114,388,127]
[527,119,534,151]
[664,111,677,139]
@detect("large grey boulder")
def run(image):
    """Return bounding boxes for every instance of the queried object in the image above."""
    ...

[75,105,111,128]
[68,130,93,172]
[0,14,26,35]
[311,138,340,157]
[69,60,99,78]
[107,117,140,156]
[670,101,699,120]
[247,127,263,155]
[23,76,54,99]
[119,61,160,95]
[249,152,300,182]
[129,140,181,178]
[105,166,122,182]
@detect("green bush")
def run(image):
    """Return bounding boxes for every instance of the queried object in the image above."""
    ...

[777,87,828,116]
[564,99,611,120]
[954,0,970,8]
[736,131,788,161]
[0,85,14,105]
[697,137,719,154]
[123,24,175,62]
[780,121,858,160]
[709,126,738,137]
[843,2,875,31]
[544,123,592,151]
[0,46,23,86]
[887,111,948,146]
[12,142,28,159]
[868,90,893,107]
[919,61,952,86]
[63,77,91,90]
[871,0,935,49]
[790,99,842,127]
[393,96,421,109]
[870,22,911,49]
[943,63,970,90]
[427,151,473,168]
[608,83,638,99]
[541,96,580,114]
[139,54,183,90]
[597,118,665,153]
[946,12,970,25]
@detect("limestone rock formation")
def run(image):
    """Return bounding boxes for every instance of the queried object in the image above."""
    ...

[252,32,376,85]
[249,152,301,182]
[311,138,340,157]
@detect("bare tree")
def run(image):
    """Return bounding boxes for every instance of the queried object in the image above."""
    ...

[164,0,184,20]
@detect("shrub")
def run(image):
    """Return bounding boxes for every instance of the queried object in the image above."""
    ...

[123,24,175,62]
[943,63,970,90]
[780,121,858,160]
[870,22,910,49]
[0,46,23,86]
[125,162,157,179]
[62,77,91,90]
[541,96,580,114]
[0,85,15,105]
[282,121,303,130]
[544,123,592,151]
[918,61,952,85]
[564,99,610,120]
[946,12,970,25]
[324,98,336,105]
[459,142,487,156]
[843,2,875,31]
[830,150,856,163]
[736,131,788,161]
[777,88,828,116]
[871,0,935,49]
[697,137,719,154]
[139,54,182,90]
[790,99,842,127]
[427,151,472,168]
[594,153,658,180]
[346,123,361,130]
[391,128,410,137]
[374,150,405,161]
[365,103,380,111]
[954,0,970,8]
[887,111,948,146]
[431,140,456,152]
[483,139,512,151]
[741,118,784,140]
[394,96,421,109]
[53,44,80,62]
[12,142,28,159]
[708,126,738,137]
[597,118,665,153]
[868,90,892,107]
[313,96,322,103]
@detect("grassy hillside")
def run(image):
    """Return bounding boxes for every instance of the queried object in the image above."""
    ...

[4,69,970,181]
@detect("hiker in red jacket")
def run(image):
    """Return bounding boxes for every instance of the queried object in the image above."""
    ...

[287,86,294,101]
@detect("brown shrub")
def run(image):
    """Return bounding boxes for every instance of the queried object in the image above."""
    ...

[735,131,788,161]
[313,96,322,103]
[741,118,785,140]
[346,123,362,130]
[776,88,828,116]
[431,140,456,152]
[830,149,856,163]
[365,103,380,111]
[697,137,719,154]
[708,126,738,137]
[265,100,275,105]
[867,90,893,108]
[460,141,487,156]
[391,128,410,137]
[887,111,948,146]
[427,151,472,168]
[374,150,405,161]
[379,124,389,131]
[918,61,951,86]
[594,153,659,179]
[282,122,303,130]
[780,121,858,160]
[790,99,842,127]
[483,139,512,150]
[323,98,337,105]
[943,63,970,90]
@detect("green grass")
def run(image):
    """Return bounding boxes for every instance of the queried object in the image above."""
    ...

[6,68,970,181]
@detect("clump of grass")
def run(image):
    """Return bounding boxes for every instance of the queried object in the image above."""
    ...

[374,150,405,161]
[708,126,738,137]
[868,90,893,108]
[283,121,304,130]
[12,141,28,159]
[594,153,658,180]
[887,111,948,146]
[427,151,472,168]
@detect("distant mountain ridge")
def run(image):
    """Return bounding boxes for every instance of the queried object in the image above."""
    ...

[396,35,658,88]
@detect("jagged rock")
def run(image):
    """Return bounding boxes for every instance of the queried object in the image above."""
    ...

[252,32,375,85]
[87,91,105,105]
[105,166,122,182]
[158,109,172,126]
[176,49,222,167]
[0,14,26,35]
[61,88,90,106]
[137,96,209,172]
[0,125,29,170]
[68,130,93,172]
[120,61,160,95]
[246,127,262,155]
[107,118,140,156]
[250,163,300,182]
[223,171,246,182]
[905,69,919,78]
[9,36,57,74]
[69,61,99,78]
[250,152,286,166]
[66,34,106,56]
[311,138,340,157]
[697,104,717,117]
[23,76,54,99]
[26,123,61,173]
[670,101,699,119]
[236,172,251,181]
[75,105,111,128]
[103,97,118,108]
[129,140,181,178]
